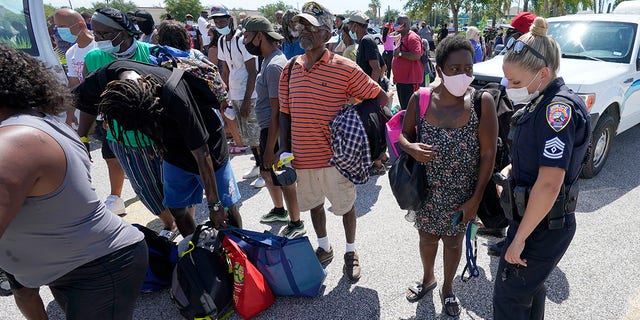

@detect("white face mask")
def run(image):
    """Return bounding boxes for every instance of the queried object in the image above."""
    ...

[186,21,194,26]
[216,26,231,35]
[440,70,474,97]
[506,70,542,104]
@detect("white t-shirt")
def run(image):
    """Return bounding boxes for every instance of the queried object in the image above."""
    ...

[65,40,97,82]
[217,32,258,101]
[198,16,210,46]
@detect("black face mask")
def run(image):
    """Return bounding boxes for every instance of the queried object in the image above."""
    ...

[244,33,262,56]
[137,20,154,35]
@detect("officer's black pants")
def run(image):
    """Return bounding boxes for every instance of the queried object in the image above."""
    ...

[493,213,576,320]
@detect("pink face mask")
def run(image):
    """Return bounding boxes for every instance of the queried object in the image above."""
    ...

[440,70,475,97]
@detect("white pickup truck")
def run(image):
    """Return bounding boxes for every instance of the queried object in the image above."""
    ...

[473,13,640,178]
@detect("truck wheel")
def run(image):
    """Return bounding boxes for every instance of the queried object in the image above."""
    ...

[581,114,615,178]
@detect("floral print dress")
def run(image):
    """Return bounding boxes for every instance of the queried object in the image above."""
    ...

[414,100,480,236]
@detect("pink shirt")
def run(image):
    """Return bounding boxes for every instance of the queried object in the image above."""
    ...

[383,35,395,51]
[391,31,423,84]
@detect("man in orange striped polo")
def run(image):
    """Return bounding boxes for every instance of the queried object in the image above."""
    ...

[278,1,388,282]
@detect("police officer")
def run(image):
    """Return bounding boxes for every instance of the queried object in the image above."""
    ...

[493,17,591,319]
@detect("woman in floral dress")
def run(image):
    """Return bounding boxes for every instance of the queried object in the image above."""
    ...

[398,35,498,316]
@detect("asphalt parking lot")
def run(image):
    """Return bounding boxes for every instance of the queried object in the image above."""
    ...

[2,97,640,320]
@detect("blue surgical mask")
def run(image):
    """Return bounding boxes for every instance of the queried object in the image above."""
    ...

[216,26,231,35]
[97,40,120,54]
[57,27,77,43]
[349,30,357,40]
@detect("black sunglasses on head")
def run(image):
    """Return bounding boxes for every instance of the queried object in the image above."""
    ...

[506,37,548,67]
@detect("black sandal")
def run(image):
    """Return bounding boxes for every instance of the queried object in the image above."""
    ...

[406,280,437,303]
[441,291,461,317]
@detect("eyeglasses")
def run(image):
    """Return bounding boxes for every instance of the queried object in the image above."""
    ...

[93,30,121,41]
[505,37,548,67]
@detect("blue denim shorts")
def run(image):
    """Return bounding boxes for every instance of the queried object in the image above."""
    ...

[162,159,240,208]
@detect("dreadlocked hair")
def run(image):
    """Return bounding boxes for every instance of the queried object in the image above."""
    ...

[98,75,166,154]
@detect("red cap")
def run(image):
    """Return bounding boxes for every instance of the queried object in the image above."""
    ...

[510,12,536,34]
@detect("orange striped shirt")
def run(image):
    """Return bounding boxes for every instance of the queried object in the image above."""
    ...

[279,50,382,169]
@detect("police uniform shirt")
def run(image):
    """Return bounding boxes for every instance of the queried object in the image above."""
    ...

[511,77,591,186]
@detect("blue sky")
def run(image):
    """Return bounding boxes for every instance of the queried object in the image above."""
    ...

[45,0,407,15]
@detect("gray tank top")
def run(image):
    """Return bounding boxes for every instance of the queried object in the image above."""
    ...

[0,113,143,288]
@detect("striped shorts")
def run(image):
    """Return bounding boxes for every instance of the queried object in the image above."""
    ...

[108,141,165,216]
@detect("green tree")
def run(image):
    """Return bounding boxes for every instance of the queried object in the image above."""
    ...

[368,0,380,23]
[405,0,465,33]
[382,8,400,24]
[258,1,293,23]
[90,0,137,14]
[164,0,203,22]
[44,4,56,19]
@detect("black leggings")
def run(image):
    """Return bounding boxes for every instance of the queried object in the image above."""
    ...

[382,50,393,79]
[49,241,148,319]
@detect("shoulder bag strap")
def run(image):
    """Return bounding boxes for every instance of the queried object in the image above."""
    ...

[162,68,185,107]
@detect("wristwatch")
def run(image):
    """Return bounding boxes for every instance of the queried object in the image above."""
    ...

[207,200,223,212]
[399,52,403,57]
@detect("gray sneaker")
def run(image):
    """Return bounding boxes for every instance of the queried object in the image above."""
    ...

[279,221,307,238]
[315,246,334,268]
[260,208,289,223]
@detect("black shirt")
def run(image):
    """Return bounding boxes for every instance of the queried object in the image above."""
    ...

[75,60,228,173]
[356,34,384,79]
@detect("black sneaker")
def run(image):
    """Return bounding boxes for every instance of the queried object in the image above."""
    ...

[260,208,289,223]
[0,270,13,296]
[279,221,307,238]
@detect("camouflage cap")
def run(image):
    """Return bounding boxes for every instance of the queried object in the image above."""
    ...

[293,2,334,30]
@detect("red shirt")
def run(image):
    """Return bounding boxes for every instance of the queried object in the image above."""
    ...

[391,31,423,84]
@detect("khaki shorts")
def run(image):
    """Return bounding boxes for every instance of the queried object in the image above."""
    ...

[231,99,260,147]
[296,167,356,215]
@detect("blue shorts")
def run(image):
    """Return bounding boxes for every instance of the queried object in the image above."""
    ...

[162,159,241,208]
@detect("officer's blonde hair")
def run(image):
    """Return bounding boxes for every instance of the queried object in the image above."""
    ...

[504,17,561,75]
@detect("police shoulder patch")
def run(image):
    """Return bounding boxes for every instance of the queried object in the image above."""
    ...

[546,102,572,132]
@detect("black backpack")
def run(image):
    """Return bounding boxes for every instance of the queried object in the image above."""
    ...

[132,224,179,293]
[355,99,391,161]
[170,224,233,320]
[472,83,514,229]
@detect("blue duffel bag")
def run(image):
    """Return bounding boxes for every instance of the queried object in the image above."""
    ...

[223,228,326,298]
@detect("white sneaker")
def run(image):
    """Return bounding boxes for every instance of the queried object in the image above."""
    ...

[104,195,125,216]
[250,176,266,188]
[242,166,260,179]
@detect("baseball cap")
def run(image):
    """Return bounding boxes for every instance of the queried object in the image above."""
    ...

[185,14,193,19]
[348,12,369,25]
[510,12,536,34]
[243,16,284,40]
[209,3,231,18]
[293,1,334,30]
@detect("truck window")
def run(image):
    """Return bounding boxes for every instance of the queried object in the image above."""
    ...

[0,0,38,56]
